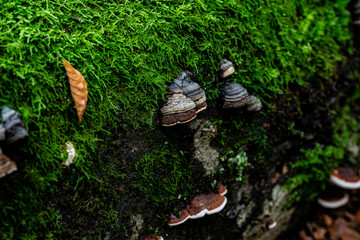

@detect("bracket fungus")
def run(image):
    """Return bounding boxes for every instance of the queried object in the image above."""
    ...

[167,209,190,226]
[187,192,227,219]
[144,235,164,240]
[330,167,360,189]
[354,1,360,25]
[1,107,28,144]
[317,186,349,209]
[167,184,228,226]
[160,71,207,127]
[160,94,197,127]
[267,219,277,229]
[217,183,228,196]
[0,123,5,141]
[221,82,262,111]
[0,151,17,178]
[219,59,235,78]
[247,95,262,112]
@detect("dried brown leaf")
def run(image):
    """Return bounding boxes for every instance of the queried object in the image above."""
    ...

[61,59,88,122]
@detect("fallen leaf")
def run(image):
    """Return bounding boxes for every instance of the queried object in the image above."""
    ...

[329,218,360,240]
[61,59,88,122]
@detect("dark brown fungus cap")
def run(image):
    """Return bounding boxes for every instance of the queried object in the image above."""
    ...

[167,209,190,226]
[0,153,17,178]
[330,167,360,189]
[216,183,228,196]
[161,71,207,126]
[187,192,227,219]
[160,94,197,127]
[267,219,277,229]
[144,235,164,240]
[317,186,349,209]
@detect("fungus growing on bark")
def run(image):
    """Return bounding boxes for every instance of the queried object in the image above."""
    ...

[246,95,262,112]
[160,94,197,127]
[167,186,228,226]
[187,192,227,219]
[1,107,28,144]
[317,186,349,209]
[0,123,5,141]
[267,219,277,229]
[216,183,228,196]
[0,151,17,178]
[219,59,235,78]
[221,82,249,109]
[144,235,164,240]
[330,167,360,189]
[354,1,360,25]
[221,82,263,111]
[167,209,190,226]
[161,71,207,126]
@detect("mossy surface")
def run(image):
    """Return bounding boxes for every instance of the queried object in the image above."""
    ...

[0,0,354,239]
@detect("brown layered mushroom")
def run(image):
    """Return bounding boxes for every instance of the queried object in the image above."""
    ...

[267,219,277,229]
[160,94,197,127]
[217,183,228,196]
[330,167,360,190]
[221,82,262,111]
[187,192,227,219]
[219,59,235,78]
[144,235,164,240]
[167,209,190,226]
[317,186,349,209]
[160,71,207,127]
[0,152,17,178]
[167,184,228,226]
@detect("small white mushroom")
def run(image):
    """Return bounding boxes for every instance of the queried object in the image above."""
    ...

[64,142,76,167]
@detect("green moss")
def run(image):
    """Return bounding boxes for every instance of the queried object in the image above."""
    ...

[132,143,193,208]
[285,74,360,205]
[0,0,354,238]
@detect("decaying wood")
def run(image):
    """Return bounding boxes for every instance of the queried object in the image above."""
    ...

[61,59,88,122]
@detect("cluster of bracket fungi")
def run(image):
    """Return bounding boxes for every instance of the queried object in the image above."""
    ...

[317,166,360,209]
[219,59,262,111]
[160,59,262,127]
[160,71,207,127]
[0,107,28,178]
[159,59,262,230]
[167,183,228,226]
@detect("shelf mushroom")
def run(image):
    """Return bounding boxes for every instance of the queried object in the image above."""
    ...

[219,59,235,78]
[0,151,17,178]
[330,167,360,189]
[187,192,227,219]
[221,82,262,111]
[217,183,228,196]
[144,235,164,240]
[160,94,197,127]
[167,184,228,226]
[160,71,207,127]
[317,186,349,209]
[354,0,360,25]
[267,219,277,229]
[167,209,190,226]
[1,107,28,144]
